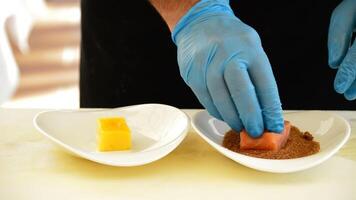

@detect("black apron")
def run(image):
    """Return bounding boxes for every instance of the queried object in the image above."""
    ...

[80,0,355,110]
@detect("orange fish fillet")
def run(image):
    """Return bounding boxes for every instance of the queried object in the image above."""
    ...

[240,121,291,151]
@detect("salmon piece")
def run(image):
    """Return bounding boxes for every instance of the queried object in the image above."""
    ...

[240,121,291,151]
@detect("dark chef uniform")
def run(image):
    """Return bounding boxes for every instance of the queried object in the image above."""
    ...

[80,0,356,110]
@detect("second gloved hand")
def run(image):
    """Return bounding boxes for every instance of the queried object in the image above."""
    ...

[172,0,284,137]
[328,0,356,100]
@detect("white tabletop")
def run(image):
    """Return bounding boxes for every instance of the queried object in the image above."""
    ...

[0,109,355,200]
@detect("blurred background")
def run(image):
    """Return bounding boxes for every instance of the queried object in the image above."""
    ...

[0,0,354,110]
[0,0,79,109]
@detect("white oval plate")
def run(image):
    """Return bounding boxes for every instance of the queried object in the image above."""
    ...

[192,111,351,173]
[33,104,189,167]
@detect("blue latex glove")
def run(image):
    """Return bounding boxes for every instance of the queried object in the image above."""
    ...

[328,0,356,100]
[172,0,284,137]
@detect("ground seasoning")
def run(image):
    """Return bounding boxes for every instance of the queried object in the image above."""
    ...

[222,126,320,159]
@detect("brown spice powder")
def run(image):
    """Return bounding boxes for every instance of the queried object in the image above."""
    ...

[222,126,320,159]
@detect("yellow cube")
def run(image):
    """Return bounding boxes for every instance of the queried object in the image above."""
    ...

[97,117,131,151]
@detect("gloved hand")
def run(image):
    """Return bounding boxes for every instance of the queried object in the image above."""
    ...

[172,0,284,137]
[328,0,356,100]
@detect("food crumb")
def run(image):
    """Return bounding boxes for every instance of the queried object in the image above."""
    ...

[303,131,314,141]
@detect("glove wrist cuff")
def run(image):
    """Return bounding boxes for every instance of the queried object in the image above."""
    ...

[171,0,234,44]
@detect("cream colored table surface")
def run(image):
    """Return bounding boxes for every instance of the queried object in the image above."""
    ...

[0,109,355,200]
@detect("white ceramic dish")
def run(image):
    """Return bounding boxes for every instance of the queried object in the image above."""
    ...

[33,104,189,167]
[192,111,351,173]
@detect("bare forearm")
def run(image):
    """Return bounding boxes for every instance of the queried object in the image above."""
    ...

[149,0,199,31]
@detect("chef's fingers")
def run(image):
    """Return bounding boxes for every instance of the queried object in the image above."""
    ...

[185,64,223,120]
[224,59,264,138]
[248,51,284,133]
[334,40,356,94]
[344,81,356,100]
[328,1,356,68]
[206,58,244,132]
